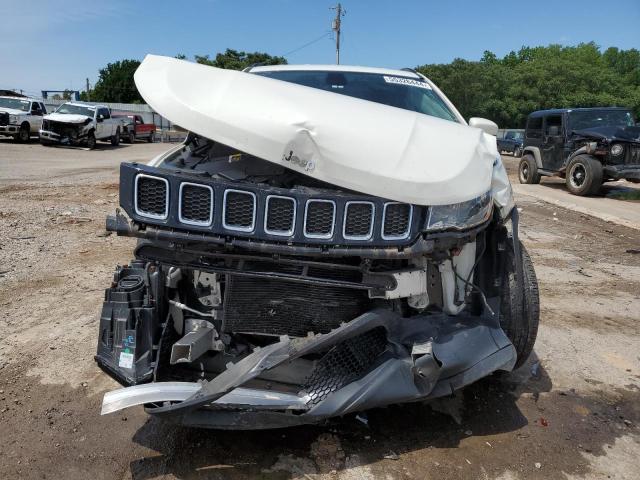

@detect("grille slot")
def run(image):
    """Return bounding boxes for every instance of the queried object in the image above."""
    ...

[382,203,412,239]
[304,200,336,238]
[0,112,9,126]
[264,195,296,236]
[179,183,213,226]
[223,275,372,337]
[343,201,374,240]
[135,175,168,219]
[223,190,256,232]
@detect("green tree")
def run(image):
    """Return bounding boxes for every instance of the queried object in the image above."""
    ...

[193,48,287,70]
[90,59,143,103]
[417,43,640,127]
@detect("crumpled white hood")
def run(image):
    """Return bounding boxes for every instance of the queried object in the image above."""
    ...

[44,112,92,124]
[135,55,500,206]
[0,107,26,115]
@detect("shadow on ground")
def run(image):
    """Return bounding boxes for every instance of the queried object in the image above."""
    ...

[128,353,562,479]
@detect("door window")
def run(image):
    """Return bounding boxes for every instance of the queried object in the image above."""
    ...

[526,117,543,139]
[544,115,562,136]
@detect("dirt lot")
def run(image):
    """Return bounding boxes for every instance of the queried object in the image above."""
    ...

[1,141,639,480]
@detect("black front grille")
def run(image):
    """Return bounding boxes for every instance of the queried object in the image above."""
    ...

[383,203,411,238]
[180,184,212,224]
[266,196,295,234]
[224,191,255,230]
[223,275,371,337]
[303,327,387,405]
[305,201,335,237]
[123,165,423,247]
[344,202,374,238]
[136,176,167,218]
[629,146,640,165]
[0,112,9,126]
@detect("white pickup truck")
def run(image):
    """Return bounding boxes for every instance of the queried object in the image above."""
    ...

[0,96,47,142]
[40,102,122,149]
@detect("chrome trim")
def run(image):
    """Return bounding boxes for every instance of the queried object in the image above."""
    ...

[303,199,336,239]
[264,195,296,237]
[381,202,413,240]
[134,174,169,220]
[101,382,309,415]
[222,189,256,232]
[342,201,375,240]
[178,182,214,226]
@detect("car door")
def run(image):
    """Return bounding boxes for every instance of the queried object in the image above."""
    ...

[96,108,109,139]
[541,114,564,171]
[525,115,543,161]
[29,102,44,131]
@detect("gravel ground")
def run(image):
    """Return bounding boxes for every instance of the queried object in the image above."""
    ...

[0,140,639,480]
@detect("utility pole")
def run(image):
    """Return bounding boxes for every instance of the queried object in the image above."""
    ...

[331,3,345,64]
[86,78,90,101]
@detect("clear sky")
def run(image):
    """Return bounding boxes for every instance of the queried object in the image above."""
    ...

[2,0,639,96]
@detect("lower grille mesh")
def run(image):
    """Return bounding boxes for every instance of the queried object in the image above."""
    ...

[303,327,387,406]
[222,275,371,337]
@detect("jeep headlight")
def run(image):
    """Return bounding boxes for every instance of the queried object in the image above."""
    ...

[9,115,18,124]
[610,144,624,156]
[426,191,493,231]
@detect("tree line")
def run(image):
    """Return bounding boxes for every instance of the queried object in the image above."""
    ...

[84,43,639,128]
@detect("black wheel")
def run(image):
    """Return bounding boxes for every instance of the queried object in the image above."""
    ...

[111,128,121,146]
[518,155,540,184]
[500,240,539,369]
[129,131,136,143]
[513,146,522,158]
[565,155,602,196]
[147,131,155,143]
[87,131,97,149]
[17,123,30,143]
[40,139,51,146]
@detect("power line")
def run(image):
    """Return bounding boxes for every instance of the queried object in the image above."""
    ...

[281,31,332,58]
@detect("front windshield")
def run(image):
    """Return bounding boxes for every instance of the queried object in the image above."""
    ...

[569,110,634,130]
[254,70,459,122]
[0,97,30,111]
[505,131,524,140]
[55,103,95,117]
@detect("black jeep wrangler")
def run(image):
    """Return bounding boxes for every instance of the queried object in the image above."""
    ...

[518,107,640,195]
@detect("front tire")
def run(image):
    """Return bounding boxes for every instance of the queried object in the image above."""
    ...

[17,123,30,143]
[111,128,121,146]
[87,131,97,150]
[147,131,155,143]
[518,155,541,184]
[500,240,540,369]
[565,155,602,196]
[513,146,522,158]
[128,131,135,143]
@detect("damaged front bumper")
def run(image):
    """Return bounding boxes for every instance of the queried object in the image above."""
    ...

[604,164,640,182]
[0,125,20,136]
[101,308,515,429]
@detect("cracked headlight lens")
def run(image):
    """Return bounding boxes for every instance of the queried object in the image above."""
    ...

[426,191,493,231]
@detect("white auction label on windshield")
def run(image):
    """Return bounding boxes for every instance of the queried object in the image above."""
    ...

[383,76,432,89]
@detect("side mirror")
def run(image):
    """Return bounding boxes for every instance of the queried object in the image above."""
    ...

[548,125,560,136]
[97,115,104,123]
[469,117,499,136]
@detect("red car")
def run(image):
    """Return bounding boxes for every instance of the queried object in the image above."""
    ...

[113,113,156,143]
